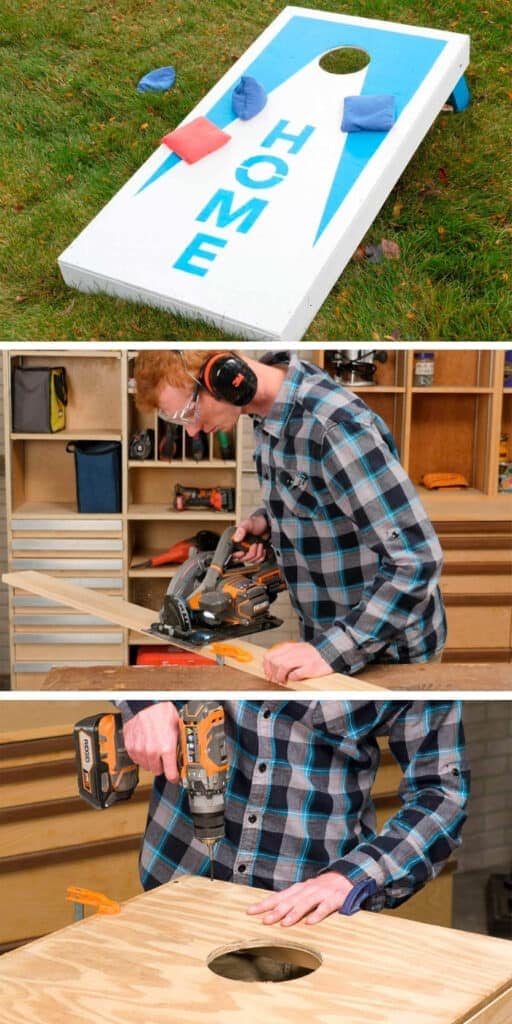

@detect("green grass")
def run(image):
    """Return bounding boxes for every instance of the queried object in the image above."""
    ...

[0,0,510,341]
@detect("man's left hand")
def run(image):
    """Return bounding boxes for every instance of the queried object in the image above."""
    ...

[247,872,354,926]
[263,642,333,683]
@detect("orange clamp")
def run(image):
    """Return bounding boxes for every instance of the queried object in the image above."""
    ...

[209,642,253,664]
[66,886,121,915]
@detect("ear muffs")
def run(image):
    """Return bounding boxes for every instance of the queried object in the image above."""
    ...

[199,353,257,406]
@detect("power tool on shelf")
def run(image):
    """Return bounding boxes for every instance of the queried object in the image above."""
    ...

[174,484,236,512]
[74,703,228,879]
[144,525,286,648]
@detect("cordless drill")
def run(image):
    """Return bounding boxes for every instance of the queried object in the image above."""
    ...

[177,701,228,879]
[74,704,228,878]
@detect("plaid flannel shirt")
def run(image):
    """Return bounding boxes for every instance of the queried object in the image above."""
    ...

[119,700,469,911]
[252,353,447,675]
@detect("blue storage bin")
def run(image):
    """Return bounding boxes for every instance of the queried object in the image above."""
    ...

[66,441,122,513]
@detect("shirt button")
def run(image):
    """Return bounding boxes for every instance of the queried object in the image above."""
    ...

[248,814,257,824]
[275,548,281,557]
[258,763,267,773]
[263,471,269,479]
[238,864,246,874]
[262,708,271,719]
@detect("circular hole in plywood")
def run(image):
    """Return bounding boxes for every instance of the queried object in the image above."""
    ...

[319,47,370,75]
[207,941,322,983]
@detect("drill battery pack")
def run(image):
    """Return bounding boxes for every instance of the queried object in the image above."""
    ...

[74,712,139,810]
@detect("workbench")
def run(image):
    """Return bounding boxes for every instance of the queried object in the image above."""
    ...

[0,877,510,1024]
[41,662,512,691]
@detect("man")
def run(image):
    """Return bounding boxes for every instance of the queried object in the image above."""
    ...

[120,699,469,924]
[134,349,446,682]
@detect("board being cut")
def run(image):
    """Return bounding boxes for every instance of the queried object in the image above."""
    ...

[2,571,386,691]
[0,877,510,1024]
[58,6,470,339]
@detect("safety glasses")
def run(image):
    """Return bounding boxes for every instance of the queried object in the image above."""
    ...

[157,385,201,425]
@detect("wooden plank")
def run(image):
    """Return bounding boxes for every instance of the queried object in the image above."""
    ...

[0,876,510,1024]
[462,989,512,1024]
[2,571,386,692]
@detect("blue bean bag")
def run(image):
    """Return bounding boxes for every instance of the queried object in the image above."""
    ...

[342,95,396,133]
[137,66,176,93]
[232,76,267,120]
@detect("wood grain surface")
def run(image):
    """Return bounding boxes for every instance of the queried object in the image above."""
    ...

[0,876,510,1024]
[41,662,512,691]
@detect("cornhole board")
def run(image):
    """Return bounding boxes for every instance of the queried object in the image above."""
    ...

[1,571,387,691]
[0,877,511,1024]
[58,6,470,340]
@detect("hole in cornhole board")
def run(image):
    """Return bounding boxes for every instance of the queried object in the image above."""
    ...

[207,941,322,983]
[319,47,371,75]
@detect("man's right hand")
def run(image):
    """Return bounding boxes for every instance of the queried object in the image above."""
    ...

[123,702,180,782]
[232,515,270,563]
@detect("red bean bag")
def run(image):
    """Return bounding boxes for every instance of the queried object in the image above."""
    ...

[161,117,231,164]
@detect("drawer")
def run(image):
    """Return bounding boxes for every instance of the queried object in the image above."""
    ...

[0,848,142,945]
[10,557,123,571]
[445,606,512,649]
[12,518,123,533]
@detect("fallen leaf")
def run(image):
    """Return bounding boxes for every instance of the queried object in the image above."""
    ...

[140,122,149,130]
[437,225,446,236]
[381,238,400,260]
[352,245,366,262]
[15,295,26,303]
[393,201,403,218]
[437,167,449,185]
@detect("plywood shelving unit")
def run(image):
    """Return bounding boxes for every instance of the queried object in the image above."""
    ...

[2,351,242,689]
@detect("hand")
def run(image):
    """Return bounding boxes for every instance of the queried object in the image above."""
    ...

[263,642,333,683]
[232,515,270,563]
[122,702,180,782]
[247,872,354,927]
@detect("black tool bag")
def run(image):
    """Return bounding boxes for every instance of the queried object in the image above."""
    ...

[12,364,68,433]
[66,441,122,513]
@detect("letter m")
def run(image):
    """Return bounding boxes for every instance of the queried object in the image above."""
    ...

[196,189,268,235]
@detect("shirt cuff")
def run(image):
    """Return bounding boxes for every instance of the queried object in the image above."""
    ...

[330,853,389,912]
[115,700,158,722]
[340,878,378,915]
[313,626,370,675]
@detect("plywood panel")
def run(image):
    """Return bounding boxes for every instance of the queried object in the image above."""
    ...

[0,877,510,1024]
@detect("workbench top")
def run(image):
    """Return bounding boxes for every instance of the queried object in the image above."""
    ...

[0,877,510,1024]
[41,662,512,691]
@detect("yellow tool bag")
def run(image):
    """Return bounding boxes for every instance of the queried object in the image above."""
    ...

[12,364,68,433]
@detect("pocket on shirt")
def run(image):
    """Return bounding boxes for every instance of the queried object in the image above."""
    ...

[274,470,320,519]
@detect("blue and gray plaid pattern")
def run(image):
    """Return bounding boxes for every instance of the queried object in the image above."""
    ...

[252,353,447,674]
[121,700,469,911]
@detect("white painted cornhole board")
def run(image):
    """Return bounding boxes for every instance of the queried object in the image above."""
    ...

[58,7,470,339]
